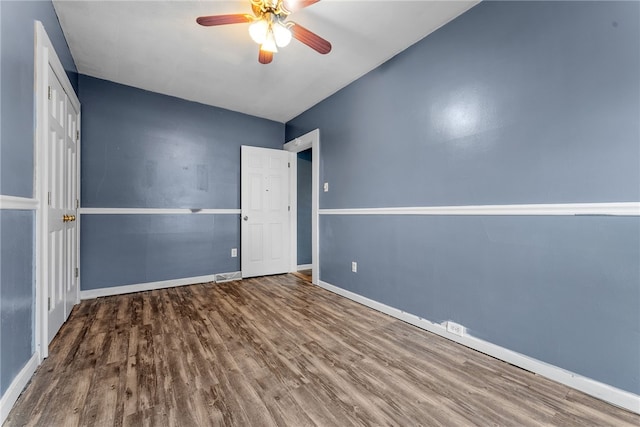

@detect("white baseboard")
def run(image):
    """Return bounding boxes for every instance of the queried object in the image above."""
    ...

[317,280,640,414]
[80,274,220,299]
[1,353,39,425]
[297,264,312,271]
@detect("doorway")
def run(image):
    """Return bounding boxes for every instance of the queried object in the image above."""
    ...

[284,129,319,285]
[295,148,312,281]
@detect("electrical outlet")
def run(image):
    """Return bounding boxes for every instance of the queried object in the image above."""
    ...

[323,182,329,192]
[231,248,237,257]
[351,261,357,273]
[446,321,465,337]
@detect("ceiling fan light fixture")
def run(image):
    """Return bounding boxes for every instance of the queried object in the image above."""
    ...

[261,30,278,52]
[249,19,269,44]
[197,0,330,64]
[273,21,292,47]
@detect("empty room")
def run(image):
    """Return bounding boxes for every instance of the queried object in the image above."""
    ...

[1,0,639,425]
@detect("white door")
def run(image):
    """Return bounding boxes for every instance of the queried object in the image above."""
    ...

[46,65,79,343]
[241,146,291,278]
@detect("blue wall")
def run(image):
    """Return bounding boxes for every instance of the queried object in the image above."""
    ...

[81,214,240,290]
[286,1,640,394]
[0,1,77,198]
[0,211,34,395]
[78,75,284,289]
[320,215,640,394]
[1,0,638,405]
[0,0,77,397]
[287,2,640,208]
[297,149,312,265]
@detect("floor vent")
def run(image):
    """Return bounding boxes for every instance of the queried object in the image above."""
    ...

[215,271,242,283]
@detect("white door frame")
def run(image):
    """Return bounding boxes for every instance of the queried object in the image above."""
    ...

[283,129,319,285]
[34,21,81,359]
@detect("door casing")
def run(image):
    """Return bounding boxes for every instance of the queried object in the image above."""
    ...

[283,129,320,285]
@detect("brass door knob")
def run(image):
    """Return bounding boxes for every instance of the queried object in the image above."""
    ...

[62,214,76,222]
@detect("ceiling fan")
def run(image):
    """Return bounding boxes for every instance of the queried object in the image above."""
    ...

[196,0,332,64]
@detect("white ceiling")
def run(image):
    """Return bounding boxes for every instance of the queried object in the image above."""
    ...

[53,0,478,123]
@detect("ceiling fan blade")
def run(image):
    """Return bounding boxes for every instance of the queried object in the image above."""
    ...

[259,49,273,64]
[290,23,331,54]
[284,0,320,12]
[196,14,252,26]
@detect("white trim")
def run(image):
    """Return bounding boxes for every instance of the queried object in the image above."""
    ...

[80,274,219,300]
[75,109,82,307]
[297,264,312,271]
[0,353,39,425]
[284,129,320,285]
[0,195,38,210]
[316,280,640,414]
[78,208,241,215]
[34,21,49,360]
[320,202,640,217]
[283,135,313,152]
[287,151,298,272]
[35,20,47,360]
[311,132,319,285]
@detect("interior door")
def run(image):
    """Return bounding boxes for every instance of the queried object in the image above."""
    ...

[241,146,291,278]
[46,65,78,343]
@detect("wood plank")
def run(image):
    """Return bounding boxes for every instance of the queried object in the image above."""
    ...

[5,275,639,426]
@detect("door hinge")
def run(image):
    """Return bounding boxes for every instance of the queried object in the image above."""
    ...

[288,162,290,168]
[47,86,52,100]
[47,191,51,206]
[76,130,79,142]
[75,267,79,278]
[288,205,291,211]
[47,297,51,311]
[76,199,79,209]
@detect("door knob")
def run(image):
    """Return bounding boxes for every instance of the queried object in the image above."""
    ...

[243,216,248,221]
[62,214,77,222]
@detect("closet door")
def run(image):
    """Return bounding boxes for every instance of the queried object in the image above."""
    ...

[46,65,79,343]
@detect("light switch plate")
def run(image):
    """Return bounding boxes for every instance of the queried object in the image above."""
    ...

[323,182,329,192]
[231,248,237,257]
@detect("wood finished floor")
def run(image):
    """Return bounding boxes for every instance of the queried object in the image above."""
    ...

[291,270,312,282]
[5,274,639,426]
